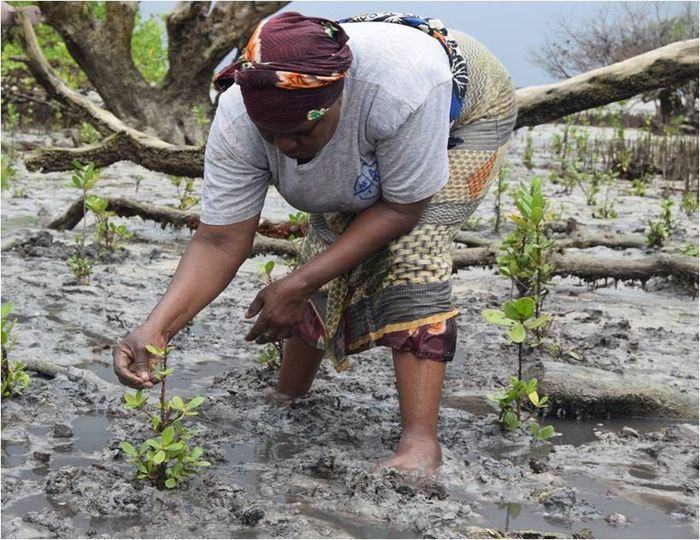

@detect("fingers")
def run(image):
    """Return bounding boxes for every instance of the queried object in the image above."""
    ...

[112,342,154,389]
[245,293,264,319]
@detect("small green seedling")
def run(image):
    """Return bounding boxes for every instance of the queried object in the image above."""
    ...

[482,297,551,379]
[681,192,698,216]
[255,260,284,367]
[629,178,648,197]
[522,128,534,170]
[170,176,200,211]
[482,297,553,441]
[133,174,145,193]
[85,194,133,252]
[120,344,209,489]
[493,161,510,234]
[1,303,30,398]
[681,243,699,257]
[645,219,668,248]
[78,121,101,144]
[67,160,100,283]
[659,198,677,233]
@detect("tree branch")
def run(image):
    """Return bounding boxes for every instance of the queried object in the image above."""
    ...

[515,39,699,129]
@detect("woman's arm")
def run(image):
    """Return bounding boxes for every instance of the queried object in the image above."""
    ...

[113,215,259,388]
[244,197,430,342]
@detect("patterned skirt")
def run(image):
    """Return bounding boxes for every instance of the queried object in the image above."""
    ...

[298,30,518,371]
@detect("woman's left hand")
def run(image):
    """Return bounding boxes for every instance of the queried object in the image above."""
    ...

[244,274,309,344]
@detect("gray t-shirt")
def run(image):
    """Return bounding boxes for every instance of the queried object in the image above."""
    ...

[201,22,453,225]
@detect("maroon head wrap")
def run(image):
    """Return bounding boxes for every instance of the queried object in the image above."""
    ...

[213,12,353,124]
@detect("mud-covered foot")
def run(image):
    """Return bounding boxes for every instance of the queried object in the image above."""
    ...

[374,434,442,474]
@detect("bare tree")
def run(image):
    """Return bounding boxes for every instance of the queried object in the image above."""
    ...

[530,1,699,126]
[28,1,287,145]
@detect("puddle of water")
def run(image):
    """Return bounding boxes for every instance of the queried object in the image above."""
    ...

[77,358,226,392]
[224,433,303,466]
[480,481,697,539]
[1,440,30,468]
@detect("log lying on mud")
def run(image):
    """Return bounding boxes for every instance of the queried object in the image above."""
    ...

[45,198,698,283]
[454,230,647,250]
[529,361,699,419]
[22,358,119,392]
[12,4,698,176]
[47,196,201,231]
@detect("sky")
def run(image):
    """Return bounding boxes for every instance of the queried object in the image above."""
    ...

[140,1,696,88]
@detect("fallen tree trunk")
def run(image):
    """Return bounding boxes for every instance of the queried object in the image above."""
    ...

[13,5,698,176]
[45,197,698,284]
[454,230,648,250]
[515,39,699,129]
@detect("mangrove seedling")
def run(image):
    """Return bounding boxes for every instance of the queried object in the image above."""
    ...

[482,297,551,379]
[681,243,699,257]
[170,176,200,211]
[497,177,554,315]
[120,344,210,489]
[629,178,648,197]
[482,297,553,441]
[67,160,100,284]
[681,192,699,217]
[256,260,284,367]
[132,174,145,193]
[85,194,133,252]
[645,219,668,248]
[1,303,31,398]
[659,198,677,233]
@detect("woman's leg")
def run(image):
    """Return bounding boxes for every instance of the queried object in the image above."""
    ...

[379,350,445,473]
[275,335,324,399]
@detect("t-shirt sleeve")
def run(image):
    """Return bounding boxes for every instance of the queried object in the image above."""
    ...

[200,112,270,225]
[375,80,452,204]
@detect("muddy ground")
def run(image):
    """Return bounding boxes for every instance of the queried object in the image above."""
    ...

[1,124,698,538]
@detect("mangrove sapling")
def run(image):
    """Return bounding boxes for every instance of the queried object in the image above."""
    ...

[120,344,210,490]
[170,175,200,211]
[591,186,618,219]
[680,243,699,257]
[132,174,145,193]
[629,178,648,197]
[493,161,510,234]
[481,297,553,440]
[497,177,554,316]
[660,198,678,234]
[681,192,699,216]
[67,160,100,284]
[78,121,101,144]
[256,260,283,368]
[1,303,31,398]
[0,154,24,198]
[645,219,669,248]
[85,195,133,253]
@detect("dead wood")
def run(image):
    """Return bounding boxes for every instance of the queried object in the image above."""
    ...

[515,39,699,129]
[454,230,648,250]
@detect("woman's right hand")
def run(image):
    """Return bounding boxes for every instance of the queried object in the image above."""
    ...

[112,324,167,389]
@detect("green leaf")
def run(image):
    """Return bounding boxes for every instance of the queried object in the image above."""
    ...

[513,297,536,319]
[528,390,539,407]
[137,462,148,474]
[146,344,165,358]
[169,396,185,410]
[120,441,138,457]
[503,410,519,430]
[165,478,176,489]
[503,301,520,321]
[186,396,205,409]
[537,396,549,408]
[151,415,161,431]
[166,442,184,452]
[508,323,526,343]
[161,426,175,445]
[531,207,543,225]
[264,260,275,274]
[145,438,161,449]
[153,450,166,464]
[524,314,552,330]
[194,460,211,467]
[190,447,204,460]
[534,425,555,440]
[1,302,13,319]
[481,309,515,327]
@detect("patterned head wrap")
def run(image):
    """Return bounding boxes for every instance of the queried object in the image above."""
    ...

[214,12,353,124]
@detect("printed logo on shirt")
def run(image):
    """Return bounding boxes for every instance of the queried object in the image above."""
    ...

[353,159,381,200]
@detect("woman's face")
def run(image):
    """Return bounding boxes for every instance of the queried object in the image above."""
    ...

[251,97,342,162]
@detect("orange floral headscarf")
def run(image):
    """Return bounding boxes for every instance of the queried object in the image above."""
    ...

[213,12,353,124]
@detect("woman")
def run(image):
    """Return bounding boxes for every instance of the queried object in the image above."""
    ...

[113,12,516,474]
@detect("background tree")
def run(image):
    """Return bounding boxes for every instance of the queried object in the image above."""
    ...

[529,1,699,130]
[3,1,287,144]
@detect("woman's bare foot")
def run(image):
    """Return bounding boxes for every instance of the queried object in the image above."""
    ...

[373,433,442,474]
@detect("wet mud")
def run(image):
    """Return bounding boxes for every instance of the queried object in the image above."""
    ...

[1,125,698,538]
